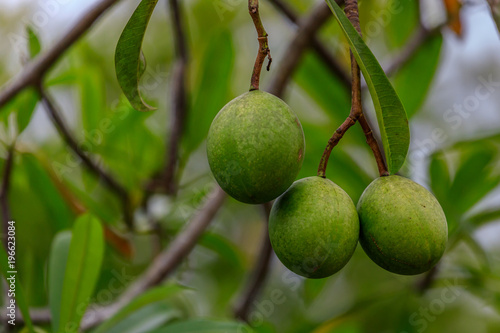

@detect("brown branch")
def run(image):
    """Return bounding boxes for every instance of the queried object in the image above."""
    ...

[0,0,120,109]
[164,0,189,195]
[249,0,272,91]
[318,0,388,178]
[233,202,273,322]
[39,88,134,229]
[268,0,351,88]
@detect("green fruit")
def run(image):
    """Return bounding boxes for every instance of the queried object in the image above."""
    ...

[207,90,305,204]
[268,176,359,278]
[357,175,448,275]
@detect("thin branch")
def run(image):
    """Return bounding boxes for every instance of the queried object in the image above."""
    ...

[318,0,388,178]
[268,0,351,88]
[416,265,439,293]
[39,88,134,229]
[249,0,272,91]
[79,186,226,330]
[233,202,273,321]
[0,0,120,109]
[164,0,189,195]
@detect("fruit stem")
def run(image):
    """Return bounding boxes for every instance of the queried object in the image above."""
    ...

[249,0,272,91]
[317,0,389,178]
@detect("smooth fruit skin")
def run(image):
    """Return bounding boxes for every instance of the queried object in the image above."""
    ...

[268,176,359,279]
[207,90,305,204]
[357,175,448,275]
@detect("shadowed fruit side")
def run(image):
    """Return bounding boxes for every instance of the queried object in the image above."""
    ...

[207,90,305,204]
[268,176,359,278]
[357,175,448,275]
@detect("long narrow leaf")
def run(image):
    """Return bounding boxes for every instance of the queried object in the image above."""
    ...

[48,231,72,333]
[115,0,159,112]
[58,214,104,333]
[325,0,410,174]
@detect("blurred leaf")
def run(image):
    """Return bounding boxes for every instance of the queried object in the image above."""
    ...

[199,232,245,270]
[49,231,72,333]
[22,154,73,230]
[294,51,350,124]
[443,0,463,36]
[184,29,235,155]
[468,209,500,227]
[429,150,451,204]
[0,241,34,332]
[393,34,443,118]
[488,0,500,33]
[93,284,186,333]
[325,0,410,174]
[449,148,500,214]
[152,319,254,332]
[99,303,182,333]
[385,0,419,48]
[115,0,159,112]
[27,26,41,58]
[79,66,105,141]
[462,232,490,270]
[0,88,39,135]
[58,214,104,333]
[304,278,329,305]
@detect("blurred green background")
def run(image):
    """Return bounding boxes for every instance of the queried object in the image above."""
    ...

[0,0,500,332]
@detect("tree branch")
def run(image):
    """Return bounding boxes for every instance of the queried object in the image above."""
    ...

[0,0,120,109]
[268,0,350,88]
[318,0,388,178]
[164,0,189,195]
[249,0,272,91]
[39,88,134,229]
[233,202,273,321]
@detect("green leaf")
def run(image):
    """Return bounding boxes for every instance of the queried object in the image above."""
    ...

[0,88,39,135]
[58,214,104,333]
[429,151,451,204]
[449,148,500,214]
[469,209,500,227]
[115,0,159,112]
[79,66,105,136]
[294,51,351,124]
[48,231,72,333]
[27,26,41,58]
[93,284,186,333]
[385,0,419,48]
[184,29,235,155]
[0,240,34,332]
[152,319,254,333]
[325,0,410,174]
[393,34,443,118]
[98,303,182,333]
[198,232,245,271]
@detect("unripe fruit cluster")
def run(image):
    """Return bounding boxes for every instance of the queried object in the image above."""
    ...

[207,92,448,278]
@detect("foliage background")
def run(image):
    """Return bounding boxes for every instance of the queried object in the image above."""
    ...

[0,0,500,332]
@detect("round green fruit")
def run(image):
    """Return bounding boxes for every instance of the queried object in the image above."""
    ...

[268,176,359,279]
[207,90,305,204]
[357,175,448,275]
